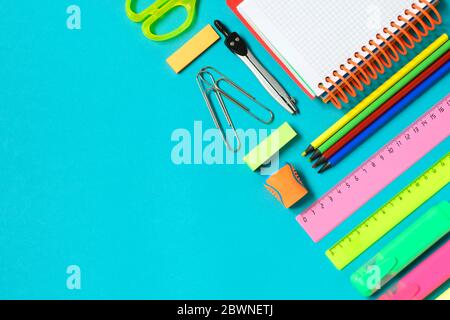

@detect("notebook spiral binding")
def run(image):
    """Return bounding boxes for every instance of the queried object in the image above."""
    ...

[319,0,442,109]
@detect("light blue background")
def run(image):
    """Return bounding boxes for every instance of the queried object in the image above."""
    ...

[0,1,448,299]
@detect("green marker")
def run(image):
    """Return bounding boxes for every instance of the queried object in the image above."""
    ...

[311,41,450,159]
[351,201,450,297]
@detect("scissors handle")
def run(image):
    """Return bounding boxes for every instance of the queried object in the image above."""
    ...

[125,0,197,41]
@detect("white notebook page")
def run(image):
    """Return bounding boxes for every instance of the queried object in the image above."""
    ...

[238,0,426,96]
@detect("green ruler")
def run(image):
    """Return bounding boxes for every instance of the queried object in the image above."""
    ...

[326,153,450,270]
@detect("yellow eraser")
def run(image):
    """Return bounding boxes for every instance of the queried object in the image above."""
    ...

[166,25,220,73]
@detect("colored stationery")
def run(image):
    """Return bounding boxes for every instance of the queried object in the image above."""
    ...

[297,95,450,242]
[379,239,450,300]
[327,154,450,270]
[265,164,308,208]
[214,20,298,115]
[311,46,450,163]
[302,34,448,156]
[318,60,450,173]
[167,25,220,73]
[126,0,198,41]
[229,0,443,108]
[244,122,297,171]
[436,288,450,300]
[351,201,450,297]
[315,51,450,166]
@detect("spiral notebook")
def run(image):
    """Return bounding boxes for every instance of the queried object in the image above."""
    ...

[228,0,442,108]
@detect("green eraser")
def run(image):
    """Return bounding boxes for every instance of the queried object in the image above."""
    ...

[243,122,297,171]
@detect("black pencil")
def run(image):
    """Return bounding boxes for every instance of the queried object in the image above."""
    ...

[318,162,333,174]
[312,156,328,169]
[302,145,315,157]
[309,149,322,162]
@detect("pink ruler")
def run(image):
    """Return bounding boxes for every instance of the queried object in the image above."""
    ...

[297,94,450,242]
[379,240,450,300]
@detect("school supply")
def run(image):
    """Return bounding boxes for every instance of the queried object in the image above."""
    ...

[297,95,450,242]
[167,25,220,73]
[244,122,297,171]
[314,51,450,168]
[436,288,450,300]
[327,154,450,270]
[351,201,450,297]
[197,67,274,152]
[318,61,450,173]
[265,164,308,208]
[214,20,298,115]
[379,239,450,300]
[228,0,443,108]
[302,34,448,156]
[126,0,197,41]
[311,44,450,163]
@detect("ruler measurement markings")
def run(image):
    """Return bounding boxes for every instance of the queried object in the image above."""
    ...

[326,154,450,269]
[298,96,450,242]
[329,155,448,255]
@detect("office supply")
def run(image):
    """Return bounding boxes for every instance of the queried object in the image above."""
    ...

[265,164,308,208]
[302,34,448,156]
[228,0,443,108]
[244,122,297,171]
[318,61,450,173]
[214,20,298,115]
[379,239,450,300]
[126,0,198,41]
[436,288,450,300]
[326,154,450,270]
[314,51,450,167]
[351,201,450,297]
[311,46,450,163]
[297,95,450,242]
[197,67,274,152]
[167,25,220,73]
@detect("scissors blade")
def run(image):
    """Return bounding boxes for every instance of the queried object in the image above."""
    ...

[239,50,297,114]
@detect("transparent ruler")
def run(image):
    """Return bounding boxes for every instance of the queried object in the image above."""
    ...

[326,153,450,270]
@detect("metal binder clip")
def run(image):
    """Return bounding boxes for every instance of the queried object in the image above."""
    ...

[197,66,274,153]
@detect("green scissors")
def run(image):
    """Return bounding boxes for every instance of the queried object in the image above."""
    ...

[125,0,198,41]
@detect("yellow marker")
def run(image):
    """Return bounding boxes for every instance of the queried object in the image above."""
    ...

[167,25,220,73]
[436,288,450,300]
[302,34,449,156]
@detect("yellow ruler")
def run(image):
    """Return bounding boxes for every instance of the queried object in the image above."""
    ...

[326,153,450,270]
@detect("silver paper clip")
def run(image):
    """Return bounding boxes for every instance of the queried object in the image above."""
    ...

[197,66,274,153]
